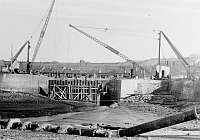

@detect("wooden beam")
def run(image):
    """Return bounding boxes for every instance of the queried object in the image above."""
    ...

[119,108,200,137]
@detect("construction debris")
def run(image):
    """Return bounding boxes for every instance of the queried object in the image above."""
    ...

[0,119,119,138]
[21,121,39,131]
[6,118,22,130]
[0,107,199,138]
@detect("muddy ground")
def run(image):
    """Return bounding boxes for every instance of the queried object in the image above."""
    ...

[1,92,200,139]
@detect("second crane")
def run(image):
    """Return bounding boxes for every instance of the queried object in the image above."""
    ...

[69,24,150,78]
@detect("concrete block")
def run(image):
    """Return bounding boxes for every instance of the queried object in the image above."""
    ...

[21,121,39,131]
[80,128,94,137]
[67,127,81,135]
[94,129,109,137]
[58,124,73,134]
[6,118,21,129]
[0,120,8,129]
[36,123,60,133]
[108,130,119,138]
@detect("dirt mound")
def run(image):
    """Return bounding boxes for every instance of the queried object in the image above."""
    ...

[119,102,178,117]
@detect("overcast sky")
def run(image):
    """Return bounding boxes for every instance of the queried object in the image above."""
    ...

[0,0,200,63]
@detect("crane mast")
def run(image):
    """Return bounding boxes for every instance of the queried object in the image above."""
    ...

[161,31,191,78]
[69,24,149,78]
[31,0,55,64]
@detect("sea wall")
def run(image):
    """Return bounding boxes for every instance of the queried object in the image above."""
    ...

[0,73,53,94]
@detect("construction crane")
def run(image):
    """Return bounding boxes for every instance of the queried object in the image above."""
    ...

[69,24,150,78]
[30,0,55,69]
[9,39,31,73]
[160,31,191,79]
[11,40,29,64]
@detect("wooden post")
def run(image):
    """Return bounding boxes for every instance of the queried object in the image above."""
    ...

[88,82,92,101]
[96,93,100,106]
[69,84,72,100]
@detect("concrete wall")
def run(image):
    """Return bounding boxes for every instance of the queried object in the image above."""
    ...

[0,73,53,94]
[120,79,162,98]
[170,79,200,101]
[106,78,200,102]
[106,79,162,99]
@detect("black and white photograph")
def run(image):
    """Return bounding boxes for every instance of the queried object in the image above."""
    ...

[0,0,200,139]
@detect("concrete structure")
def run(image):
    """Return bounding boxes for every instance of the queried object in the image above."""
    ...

[107,79,162,99]
[0,73,53,94]
[170,79,200,101]
[100,79,162,105]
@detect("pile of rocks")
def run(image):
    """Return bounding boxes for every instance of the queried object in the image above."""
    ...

[0,118,119,138]
[124,94,153,103]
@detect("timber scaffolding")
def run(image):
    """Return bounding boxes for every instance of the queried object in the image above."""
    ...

[41,71,127,79]
[48,79,107,105]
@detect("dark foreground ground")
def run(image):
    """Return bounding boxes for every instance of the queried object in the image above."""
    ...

[1,91,200,139]
[0,91,97,119]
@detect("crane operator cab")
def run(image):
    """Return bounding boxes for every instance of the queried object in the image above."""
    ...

[155,65,170,80]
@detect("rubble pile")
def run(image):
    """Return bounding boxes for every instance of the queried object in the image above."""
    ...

[123,90,178,106]
[149,94,178,105]
[123,94,153,103]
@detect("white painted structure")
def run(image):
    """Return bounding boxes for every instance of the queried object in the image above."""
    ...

[156,65,170,79]
[109,79,162,98]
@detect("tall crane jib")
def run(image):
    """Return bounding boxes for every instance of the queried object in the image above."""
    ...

[30,0,55,68]
[160,31,191,79]
[69,24,150,78]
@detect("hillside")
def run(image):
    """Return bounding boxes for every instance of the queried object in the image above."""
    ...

[2,56,200,78]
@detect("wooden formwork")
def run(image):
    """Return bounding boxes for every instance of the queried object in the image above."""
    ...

[48,79,102,104]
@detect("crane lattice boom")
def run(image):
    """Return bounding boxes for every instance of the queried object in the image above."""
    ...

[69,24,150,76]
[161,31,191,78]
[31,0,55,63]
